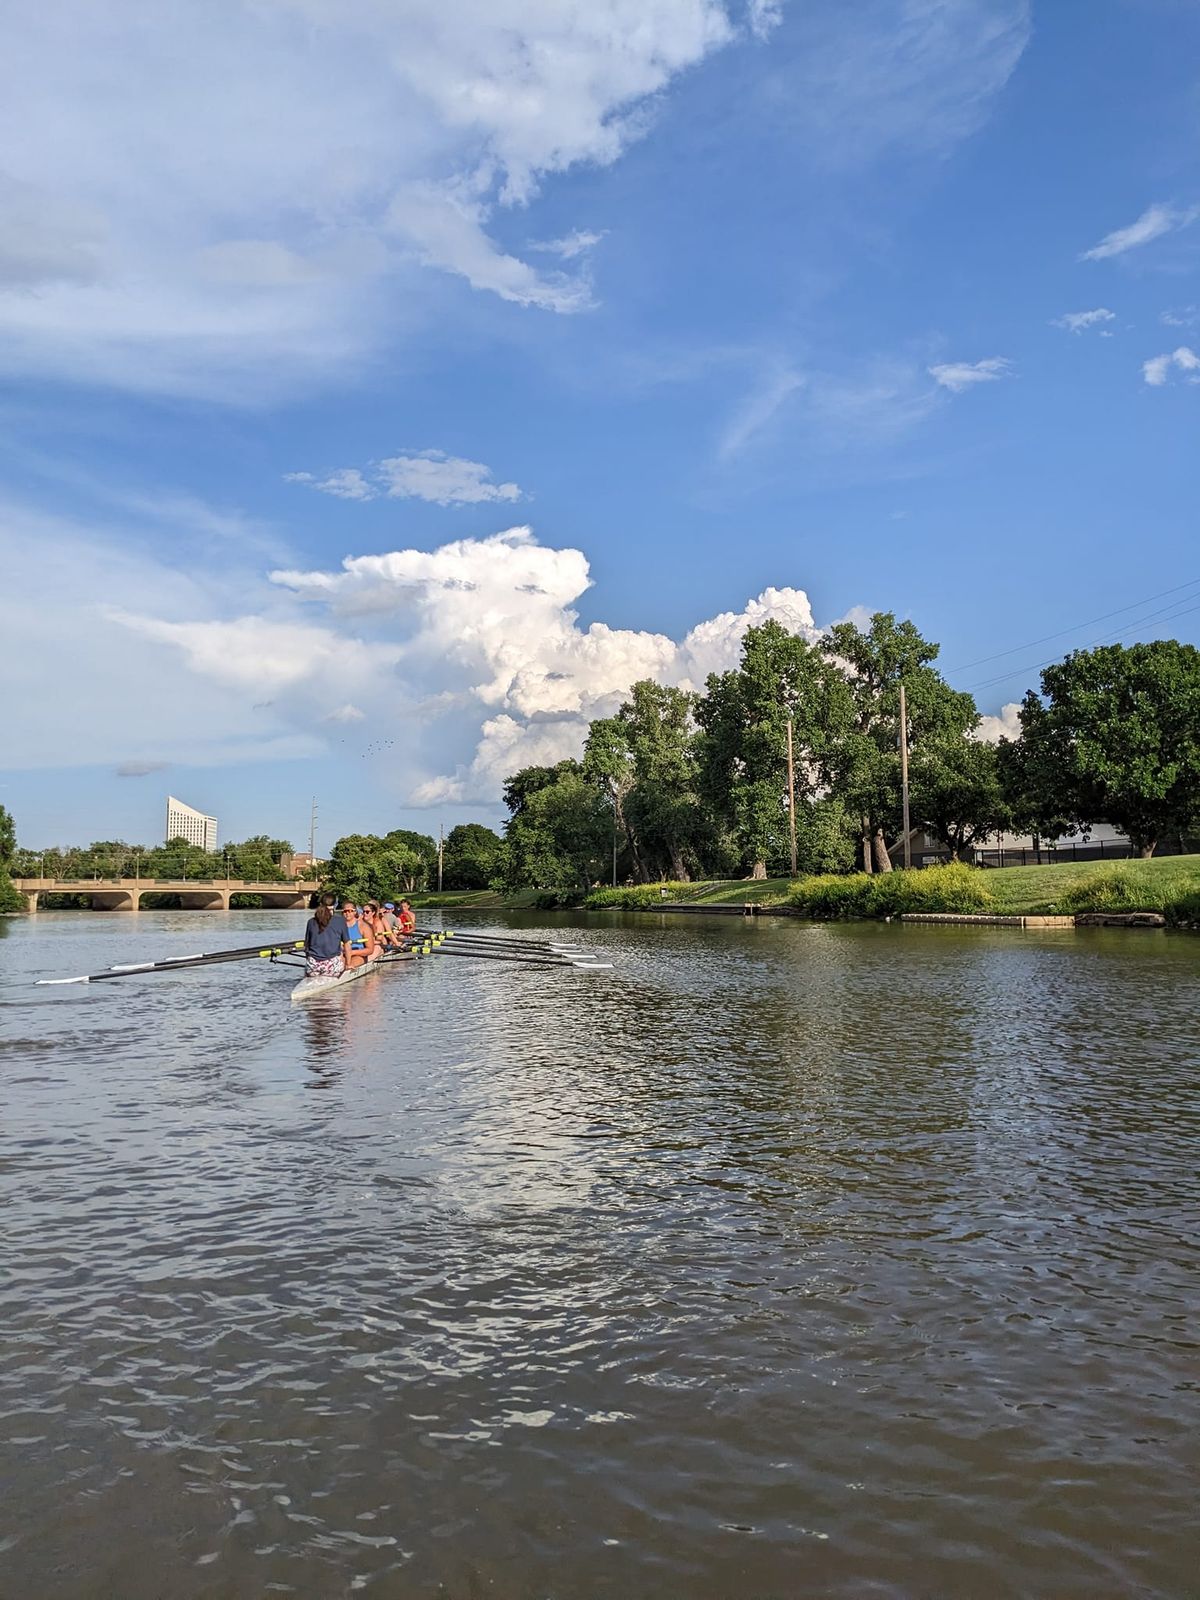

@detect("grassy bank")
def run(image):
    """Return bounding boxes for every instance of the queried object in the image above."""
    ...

[785,855,1200,923]
[582,855,1200,924]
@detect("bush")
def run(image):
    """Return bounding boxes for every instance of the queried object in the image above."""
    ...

[1165,889,1200,927]
[585,881,695,909]
[788,862,994,919]
[0,874,24,914]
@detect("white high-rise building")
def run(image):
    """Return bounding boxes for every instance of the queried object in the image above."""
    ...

[165,795,218,853]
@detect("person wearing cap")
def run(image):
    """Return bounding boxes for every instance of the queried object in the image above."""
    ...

[380,901,404,945]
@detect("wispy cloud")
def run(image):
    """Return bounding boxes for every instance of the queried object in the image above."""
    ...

[284,469,375,502]
[530,229,607,261]
[1081,202,1198,262]
[928,357,1011,393]
[1052,307,1115,334]
[288,450,523,507]
[718,366,805,458]
[1161,306,1199,328]
[1142,346,1200,387]
[0,3,740,396]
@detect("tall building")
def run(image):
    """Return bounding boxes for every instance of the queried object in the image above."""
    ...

[165,795,218,853]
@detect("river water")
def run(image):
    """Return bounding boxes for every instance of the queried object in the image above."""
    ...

[1,909,1197,1597]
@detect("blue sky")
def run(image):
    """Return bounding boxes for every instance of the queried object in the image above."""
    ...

[2,0,1198,852]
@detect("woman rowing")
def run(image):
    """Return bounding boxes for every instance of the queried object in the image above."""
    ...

[340,902,377,969]
[303,898,349,981]
[398,899,417,936]
[363,901,399,952]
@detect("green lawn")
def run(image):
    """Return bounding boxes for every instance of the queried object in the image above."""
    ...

[980,853,1200,914]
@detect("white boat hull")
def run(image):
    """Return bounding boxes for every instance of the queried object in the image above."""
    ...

[290,950,414,1001]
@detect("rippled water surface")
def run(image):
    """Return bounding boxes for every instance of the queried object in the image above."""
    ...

[2,909,1198,1597]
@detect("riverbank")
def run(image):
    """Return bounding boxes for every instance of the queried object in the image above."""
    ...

[411,854,1200,926]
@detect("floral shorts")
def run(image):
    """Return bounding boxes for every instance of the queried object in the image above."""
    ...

[306,954,345,979]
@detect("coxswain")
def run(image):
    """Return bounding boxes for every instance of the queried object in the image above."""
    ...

[303,897,349,981]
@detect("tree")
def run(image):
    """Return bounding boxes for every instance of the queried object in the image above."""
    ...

[697,621,848,877]
[499,769,612,891]
[1008,641,1200,857]
[502,762,580,818]
[911,737,1011,861]
[382,830,438,890]
[821,613,976,872]
[0,803,21,913]
[441,823,503,889]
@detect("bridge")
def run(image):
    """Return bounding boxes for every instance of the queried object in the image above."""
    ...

[14,878,321,913]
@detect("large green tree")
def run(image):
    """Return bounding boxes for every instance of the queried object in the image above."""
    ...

[820,613,976,872]
[911,737,1011,862]
[441,823,503,889]
[1008,640,1200,857]
[697,621,848,877]
[585,680,704,880]
[498,767,612,891]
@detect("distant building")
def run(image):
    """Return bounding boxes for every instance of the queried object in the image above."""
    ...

[165,795,218,853]
[279,851,320,878]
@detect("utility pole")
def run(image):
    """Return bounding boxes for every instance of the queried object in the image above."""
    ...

[612,799,618,887]
[786,716,798,877]
[437,824,444,894]
[308,796,318,868]
[899,683,912,869]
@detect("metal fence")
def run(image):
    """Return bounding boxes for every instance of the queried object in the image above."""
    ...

[908,835,1199,871]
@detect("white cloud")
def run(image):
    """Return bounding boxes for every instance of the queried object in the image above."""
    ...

[324,704,367,723]
[1080,202,1198,262]
[287,450,523,506]
[115,760,171,778]
[284,469,376,502]
[0,1,739,395]
[746,0,783,40]
[530,229,607,261]
[1161,306,1198,328]
[928,356,1011,392]
[377,451,523,506]
[266,527,823,801]
[1142,346,1200,387]
[973,702,1021,743]
[1052,308,1115,334]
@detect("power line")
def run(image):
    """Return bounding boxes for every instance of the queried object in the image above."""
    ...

[965,596,1200,693]
[945,575,1200,676]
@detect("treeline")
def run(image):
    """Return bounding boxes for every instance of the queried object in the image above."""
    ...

[10,835,296,881]
[320,824,504,901]
[489,615,1200,890]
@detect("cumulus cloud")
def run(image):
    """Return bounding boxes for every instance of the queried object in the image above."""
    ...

[1080,203,1198,262]
[1052,308,1115,333]
[287,450,523,506]
[973,702,1021,743]
[0,1,739,395]
[928,357,1011,392]
[1142,346,1200,387]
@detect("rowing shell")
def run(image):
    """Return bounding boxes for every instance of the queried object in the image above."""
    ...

[290,949,414,1002]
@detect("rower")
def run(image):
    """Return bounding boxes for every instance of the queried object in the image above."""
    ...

[380,902,404,946]
[303,897,349,980]
[398,899,417,936]
[341,903,376,969]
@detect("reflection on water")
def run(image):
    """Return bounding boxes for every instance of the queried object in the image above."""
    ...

[1,909,1198,1597]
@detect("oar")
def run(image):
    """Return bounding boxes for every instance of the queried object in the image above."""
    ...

[410,941,611,971]
[36,939,304,986]
[414,928,584,954]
